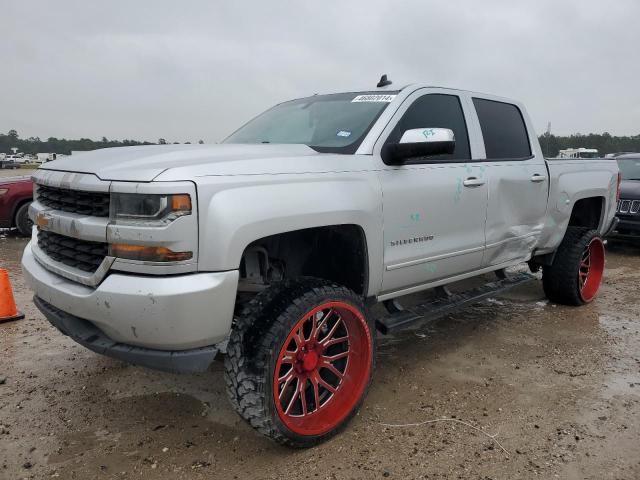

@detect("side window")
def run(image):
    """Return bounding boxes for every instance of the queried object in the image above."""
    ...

[473,98,532,159]
[386,94,470,161]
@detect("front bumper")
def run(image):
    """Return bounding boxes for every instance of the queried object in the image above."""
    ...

[612,216,640,236]
[22,242,239,351]
[35,297,218,373]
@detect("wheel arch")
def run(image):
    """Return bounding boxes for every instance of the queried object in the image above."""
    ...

[568,196,606,231]
[532,195,606,267]
[196,176,384,297]
[238,224,370,296]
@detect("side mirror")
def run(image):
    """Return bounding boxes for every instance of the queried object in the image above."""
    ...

[382,128,456,165]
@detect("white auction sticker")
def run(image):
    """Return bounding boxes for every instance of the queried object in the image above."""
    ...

[351,94,397,103]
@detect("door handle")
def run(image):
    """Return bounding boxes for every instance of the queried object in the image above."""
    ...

[531,174,547,183]
[463,177,485,187]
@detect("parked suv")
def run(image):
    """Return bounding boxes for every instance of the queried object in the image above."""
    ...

[0,176,33,236]
[613,154,640,236]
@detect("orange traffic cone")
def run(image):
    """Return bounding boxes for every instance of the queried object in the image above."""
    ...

[0,269,24,323]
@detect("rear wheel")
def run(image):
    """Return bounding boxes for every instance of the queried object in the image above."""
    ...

[224,278,374,447]
[542,227,605,305]
[14,202,33,237]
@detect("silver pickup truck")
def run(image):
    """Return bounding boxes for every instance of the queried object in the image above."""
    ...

[22,80,619,447]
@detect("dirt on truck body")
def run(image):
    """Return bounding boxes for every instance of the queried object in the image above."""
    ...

[2,232,640,479]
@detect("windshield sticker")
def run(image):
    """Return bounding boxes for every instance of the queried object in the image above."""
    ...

[351,94,397,103]
[337,130,352,138]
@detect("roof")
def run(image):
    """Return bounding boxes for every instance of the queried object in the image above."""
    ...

[310,80,517,105]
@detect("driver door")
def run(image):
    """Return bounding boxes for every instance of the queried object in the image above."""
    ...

[376,91,488,295]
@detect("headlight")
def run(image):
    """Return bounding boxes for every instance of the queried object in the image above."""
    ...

[110,193,191,223]
[0,188,8,196]
[108,192,194,262]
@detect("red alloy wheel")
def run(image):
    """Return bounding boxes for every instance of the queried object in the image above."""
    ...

[578,237,605,302]
[272,301,372,436]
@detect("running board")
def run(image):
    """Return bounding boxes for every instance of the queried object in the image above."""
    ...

[376,272,535,334]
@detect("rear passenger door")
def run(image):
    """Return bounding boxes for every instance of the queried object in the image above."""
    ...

[470,97,549,267]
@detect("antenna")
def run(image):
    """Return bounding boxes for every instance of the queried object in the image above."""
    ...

[377,74,392,88]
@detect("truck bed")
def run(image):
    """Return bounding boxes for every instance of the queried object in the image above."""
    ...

[535,158,619,254]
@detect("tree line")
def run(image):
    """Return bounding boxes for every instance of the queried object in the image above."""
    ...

[0,130,204,156]
[1,129,639,157]
[539,132,640,157]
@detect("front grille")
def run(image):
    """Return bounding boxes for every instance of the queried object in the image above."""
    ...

[617,199,640,214]
[37,184,110,217]
[37,229,108,273]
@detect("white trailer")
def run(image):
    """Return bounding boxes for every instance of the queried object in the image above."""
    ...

[558,148,599,159]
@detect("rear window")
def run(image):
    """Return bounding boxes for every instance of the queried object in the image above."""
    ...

[473,98,531,160]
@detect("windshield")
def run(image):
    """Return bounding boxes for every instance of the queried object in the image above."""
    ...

[223,92,398,154]
[617,158,640,180]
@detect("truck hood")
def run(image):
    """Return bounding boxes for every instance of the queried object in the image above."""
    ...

[38,144,334,182]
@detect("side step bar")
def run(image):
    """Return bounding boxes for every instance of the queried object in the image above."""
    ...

[376,272,535,334]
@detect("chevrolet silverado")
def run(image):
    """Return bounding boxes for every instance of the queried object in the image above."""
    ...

[23,79,619,447]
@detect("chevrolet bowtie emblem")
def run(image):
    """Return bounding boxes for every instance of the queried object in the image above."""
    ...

[36,212,50,229]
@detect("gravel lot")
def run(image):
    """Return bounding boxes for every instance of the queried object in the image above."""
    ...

[1,231,639,479]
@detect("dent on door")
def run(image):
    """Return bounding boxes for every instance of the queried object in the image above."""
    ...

[483,161,548,266]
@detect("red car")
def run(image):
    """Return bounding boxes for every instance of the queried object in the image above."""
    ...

[0,176,33,236]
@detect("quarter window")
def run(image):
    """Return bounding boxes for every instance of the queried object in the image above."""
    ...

[473,98,531,159]
[386,94,471,161]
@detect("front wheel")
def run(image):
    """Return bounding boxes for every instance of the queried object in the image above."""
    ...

[15,202,33,237]
[542,227,605,305]
[224,278,374,447]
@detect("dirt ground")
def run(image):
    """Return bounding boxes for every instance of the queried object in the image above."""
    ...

[1,231,639,480]
[0,169,36,179]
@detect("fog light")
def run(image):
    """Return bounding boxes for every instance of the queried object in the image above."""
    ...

[109,244,193,262]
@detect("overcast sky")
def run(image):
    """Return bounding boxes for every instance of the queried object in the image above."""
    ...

[1,0,638,143]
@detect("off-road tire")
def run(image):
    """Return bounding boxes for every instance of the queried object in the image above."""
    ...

[224,277,375,448]
[542,227,605,306]
[15,202,33,237]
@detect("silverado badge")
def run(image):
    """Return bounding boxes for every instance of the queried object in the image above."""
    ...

[389,235,434,247]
